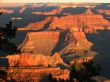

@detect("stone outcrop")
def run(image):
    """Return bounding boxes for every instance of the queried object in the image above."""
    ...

[7,53,66,67]
[19,30,92,56]
[19,9,110,32]
[0,8,13,14]
[50,9,110,30]
[20,32,60,55]
[31,4,44,9]
[19,6,26,13]
[7,67,69,82]
[32,8,62,15]
[19,16,53,30]
[97,9,110,15]
[72,32,92,50]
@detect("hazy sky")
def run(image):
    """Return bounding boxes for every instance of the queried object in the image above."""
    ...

[1,0,110,3]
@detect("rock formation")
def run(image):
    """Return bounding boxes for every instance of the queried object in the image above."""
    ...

[7,67,69,82]
[97,9,110,15]
[0,8,13,14]
[19,16,53,30]
[32,8,62,15]
[19,6,26,13]
[20,9,110,32]
[50,9,110,30]
[7,53,66,67]
[20,31,60,55]
[72,32,92,50]
[19,30,93,60]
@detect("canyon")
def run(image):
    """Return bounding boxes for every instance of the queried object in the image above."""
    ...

[19,9,110,33]
[0,3,110,81]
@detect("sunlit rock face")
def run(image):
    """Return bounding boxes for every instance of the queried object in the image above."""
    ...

[0,8,13,14]
[7,53,66,67]
[19,16,53,30]
[20,9,110,32]
[6,52,69,82]
[72,32,92,50]
[19,30,92,57]
[19,6,26,13]
[7,67,69,82]
[50,9,110,30]
[97,9,110,15]
[20,32,60,55]
[32,8,62,15]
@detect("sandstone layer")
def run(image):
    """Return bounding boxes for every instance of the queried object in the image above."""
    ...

[0,8,13,14]
[20,31,60,55]
[20,9,110,32]
[7,67,69,82]
[97,9,110,15]
[50,9,110,30]
[32,8,62,15]
[19,31,92,55]
[7,53,66,67]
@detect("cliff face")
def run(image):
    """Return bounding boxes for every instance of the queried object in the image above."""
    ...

[19,6,26,13]
[19,30,92,57]
[97,9,110,15]
[20,32,60,55]
[7,52,69,82]
[20,9,110,32]
[50,9,110,30]
[32,8,62,15]
[7,53,65,67]
[72,32,92,50]
[0,8,13,14]
[7,67,69,82]
[19,16,53,30]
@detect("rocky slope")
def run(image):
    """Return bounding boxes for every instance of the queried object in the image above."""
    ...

[32,8,62,15]
[50,9,110,30]
[7,53,66,67]
[0,8,13,14]
[20,9,110,32]
[18,30,94,64]
[19,6,26,13]
[20,31,60,55]
[19,16,53,30]
[6,52,69,81]
[97,9,110,15]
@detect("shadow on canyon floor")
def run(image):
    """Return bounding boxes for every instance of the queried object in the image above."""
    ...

[86,30,110,79]
[62,7,87,14]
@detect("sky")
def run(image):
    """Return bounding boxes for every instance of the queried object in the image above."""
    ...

[1,0,110,3]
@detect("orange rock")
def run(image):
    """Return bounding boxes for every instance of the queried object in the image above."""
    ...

[97,9,110,15]
[19,6,26,13]
[32,8,62,15]
[7,53,66,67]
[0,8,13,14]
[19,9,110,32]
[20,31,60,55]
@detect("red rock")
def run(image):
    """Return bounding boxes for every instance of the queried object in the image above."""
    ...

[7,53,66,67]
[19,16,54,30]
[50,9,110,30]
[97,9,110,15]
[7,67,69,82]
[32,8,62,15]
[19,9,110,32]
[19,6,26,13]
[20,31,60,55]
[72,32,93,50]
[0,8,13,14]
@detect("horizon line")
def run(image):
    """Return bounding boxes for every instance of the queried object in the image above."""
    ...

[1,0,110,3]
